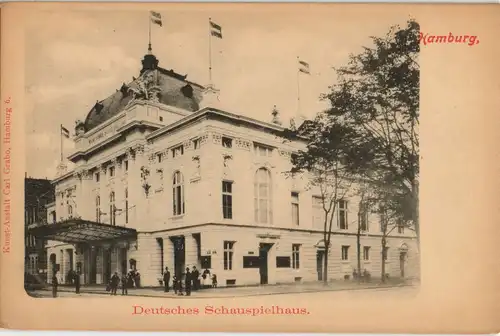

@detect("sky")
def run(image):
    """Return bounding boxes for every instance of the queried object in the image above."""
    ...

[24,6,410,179]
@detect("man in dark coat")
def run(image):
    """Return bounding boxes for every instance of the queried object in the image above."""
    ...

[184,267,192,296]
[163,267,171,293]
[121,273,128,295]
[52,271,58,298]
[191,266,200,291]
[74,270,81,294]
[110,272,120,295]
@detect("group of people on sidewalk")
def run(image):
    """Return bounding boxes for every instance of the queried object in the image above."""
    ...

[50,266,218,297]
[106,269,142,295]
[162,266,217,296]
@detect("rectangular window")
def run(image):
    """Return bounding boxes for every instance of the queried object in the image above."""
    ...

[95,172,100,183]
[171,145,184,158]
[276,256,291,268]
[397,221,405,234]
[383,247,389,261]
[242,256,260,268]
[360,204,369,231]
[254,143,273,157]
[363,246,371,261]
[157,153,163,163]
[223,241,234,270]
[125,189,129,224]
[109,166,115,177]
[338,200,348,229]
[222,181,233,219]
[222,137,233,148]
[341,245,349,261]
[292,244,300,269]
[124,160,129,172]
[291,192,299,226]
[193,138,201,150]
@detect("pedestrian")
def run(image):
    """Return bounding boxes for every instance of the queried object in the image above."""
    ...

[163,267,171,293]
[74,270,81,294]
[211,274,218,288]
[185,267,192,296]
[173,275,183,295]
[52,271,58,298]
[191,266,200,291]
[110,272,120,296]
[121,273,128,296]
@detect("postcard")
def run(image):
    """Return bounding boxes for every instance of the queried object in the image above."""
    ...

[0,2,498,333]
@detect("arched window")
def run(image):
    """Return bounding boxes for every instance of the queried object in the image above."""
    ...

[96,196,101,223]
[254,168,273,224]
[125,188,129,224]
[172,171,185,216]
[109,192,116,226]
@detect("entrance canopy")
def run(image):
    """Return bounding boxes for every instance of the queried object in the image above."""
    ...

[28,218,137,244]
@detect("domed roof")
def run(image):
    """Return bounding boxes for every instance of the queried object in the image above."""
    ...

[83,53,205,132]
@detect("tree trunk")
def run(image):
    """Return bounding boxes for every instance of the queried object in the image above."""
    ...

[323,244,329,285]
[381,237,386,283]
[357,225,361,282]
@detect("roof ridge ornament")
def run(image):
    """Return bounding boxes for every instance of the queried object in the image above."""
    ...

[271,105,282,125]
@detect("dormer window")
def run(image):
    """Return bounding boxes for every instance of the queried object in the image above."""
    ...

[222,137,233,148]
[94,101,104,114]
[172,145,184,158]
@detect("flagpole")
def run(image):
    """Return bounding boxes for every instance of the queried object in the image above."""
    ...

[296,56,301,117]
[148,13,152,53]
[208,18,213,85]
[60,124,63,162]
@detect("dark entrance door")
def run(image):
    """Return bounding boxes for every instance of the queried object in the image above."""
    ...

[316,250,325,281]
[89,248,97,284]
[399,251,407,278]
[103,248,112,284]
[120,248,127,275]
[259,243,272,285]
[171,236,185,277]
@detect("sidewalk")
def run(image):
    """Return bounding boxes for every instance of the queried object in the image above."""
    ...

[36,279,417,298]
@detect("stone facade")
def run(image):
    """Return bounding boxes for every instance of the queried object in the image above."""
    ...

[45,101,419,287]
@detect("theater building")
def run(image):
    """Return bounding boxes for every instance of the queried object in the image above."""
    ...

[30,49,419,287]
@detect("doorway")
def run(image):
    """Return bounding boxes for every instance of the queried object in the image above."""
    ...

[170,236,185,277]
[120,248,127,275]
[89,248,97,284]
[316,250,325,281]
[103,248,112,284]
[399,251,407,278]
[259,243,273,285]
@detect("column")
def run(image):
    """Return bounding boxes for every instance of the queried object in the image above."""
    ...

[127,145,145,229]
[185,234,198,269]
[59,249,65,284]
[163,237,174,271]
